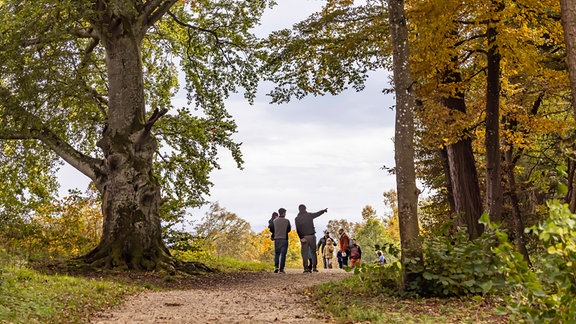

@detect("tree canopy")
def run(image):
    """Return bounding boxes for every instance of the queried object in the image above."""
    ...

[0,0,273,270]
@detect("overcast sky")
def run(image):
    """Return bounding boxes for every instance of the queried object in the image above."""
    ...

[186,0,397,232]
[59,0,397,233]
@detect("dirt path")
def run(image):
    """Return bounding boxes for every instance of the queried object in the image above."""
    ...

[92,268,352,324]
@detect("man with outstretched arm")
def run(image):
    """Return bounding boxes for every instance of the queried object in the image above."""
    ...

[295,204,328,273]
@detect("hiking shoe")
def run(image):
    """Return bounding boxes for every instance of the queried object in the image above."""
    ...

[303,270,311,273]
[312,269,319,272]
[279,270,286,274]
[274,269,279,273]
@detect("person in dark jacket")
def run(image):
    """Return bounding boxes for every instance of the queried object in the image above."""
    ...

[295,204,328,273]
[317,230,337,269]
[349,238,362,268]
[268,211,278,240]
[273,208,291,273]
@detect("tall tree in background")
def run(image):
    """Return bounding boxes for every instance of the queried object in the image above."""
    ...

[484,1,505,222]
[0,0,270,270]
[386,0,423,289]
[194,203,254,258]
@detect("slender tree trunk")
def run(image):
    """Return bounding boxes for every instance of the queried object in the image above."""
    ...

[485,19,503,222]
[439,148,456,213]
[503,149,532,266]
[387,0,423,290]
[568,159,576,212]
[560,0,576,114]
[83,29,172,271]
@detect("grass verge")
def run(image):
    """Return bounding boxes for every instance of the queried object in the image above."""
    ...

[0,262,141,323]
[310,275,508,324]
[0,250,272,323]
[174,250,272,272]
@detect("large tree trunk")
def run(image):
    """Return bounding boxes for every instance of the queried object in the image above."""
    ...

[485,20,504,222]
[446,140,484,239]
[560,0,576,114]
[441,68,484,240]
[387,0,423,291]
[83,28,172,271]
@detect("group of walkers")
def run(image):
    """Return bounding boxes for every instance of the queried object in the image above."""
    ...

[267,204,364,273]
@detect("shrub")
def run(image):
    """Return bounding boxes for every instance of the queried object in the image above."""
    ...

[493,201,576,322]
[419,224,505,296]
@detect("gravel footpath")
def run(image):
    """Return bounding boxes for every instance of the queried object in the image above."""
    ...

[92,268,352,324]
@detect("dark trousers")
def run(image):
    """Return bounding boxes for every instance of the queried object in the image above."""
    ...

[341,255,348,267]
[274,239,288,271]
[300,234,318,270]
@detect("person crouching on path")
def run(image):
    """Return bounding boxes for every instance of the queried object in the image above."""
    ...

[295,204,328,273]
[272,208,291,273]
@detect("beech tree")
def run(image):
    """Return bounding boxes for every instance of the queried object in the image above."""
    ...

[0,0,271,270]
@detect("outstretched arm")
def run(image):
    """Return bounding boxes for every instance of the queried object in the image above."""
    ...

[311,208,328,218]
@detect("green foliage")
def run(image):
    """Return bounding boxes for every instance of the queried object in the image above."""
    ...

[354,216,389,263]
[311,274,507,323]
[193,203,256,259]
[418,223,505,297]
[345,214,504,297]
[493,201,576,322]
[0,0,275,230]
[263,0,389,103]
[348,261,403,293]
[174,250,270,272]
[0,250,140,323]
[1,189,101,261]
[163,228,204,253]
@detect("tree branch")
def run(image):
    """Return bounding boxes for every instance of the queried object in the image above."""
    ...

[144,0,179,30]
[0,87,103,182]
[145,108,169,132]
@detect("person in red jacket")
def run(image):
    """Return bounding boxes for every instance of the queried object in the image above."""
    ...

[338,228,350,267]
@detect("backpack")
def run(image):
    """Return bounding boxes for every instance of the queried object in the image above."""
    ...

[350,245,360,259]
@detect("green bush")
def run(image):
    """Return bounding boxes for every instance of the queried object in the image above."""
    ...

[493,201,576,322]
[418,221,504,297]
[342,221,505,297]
